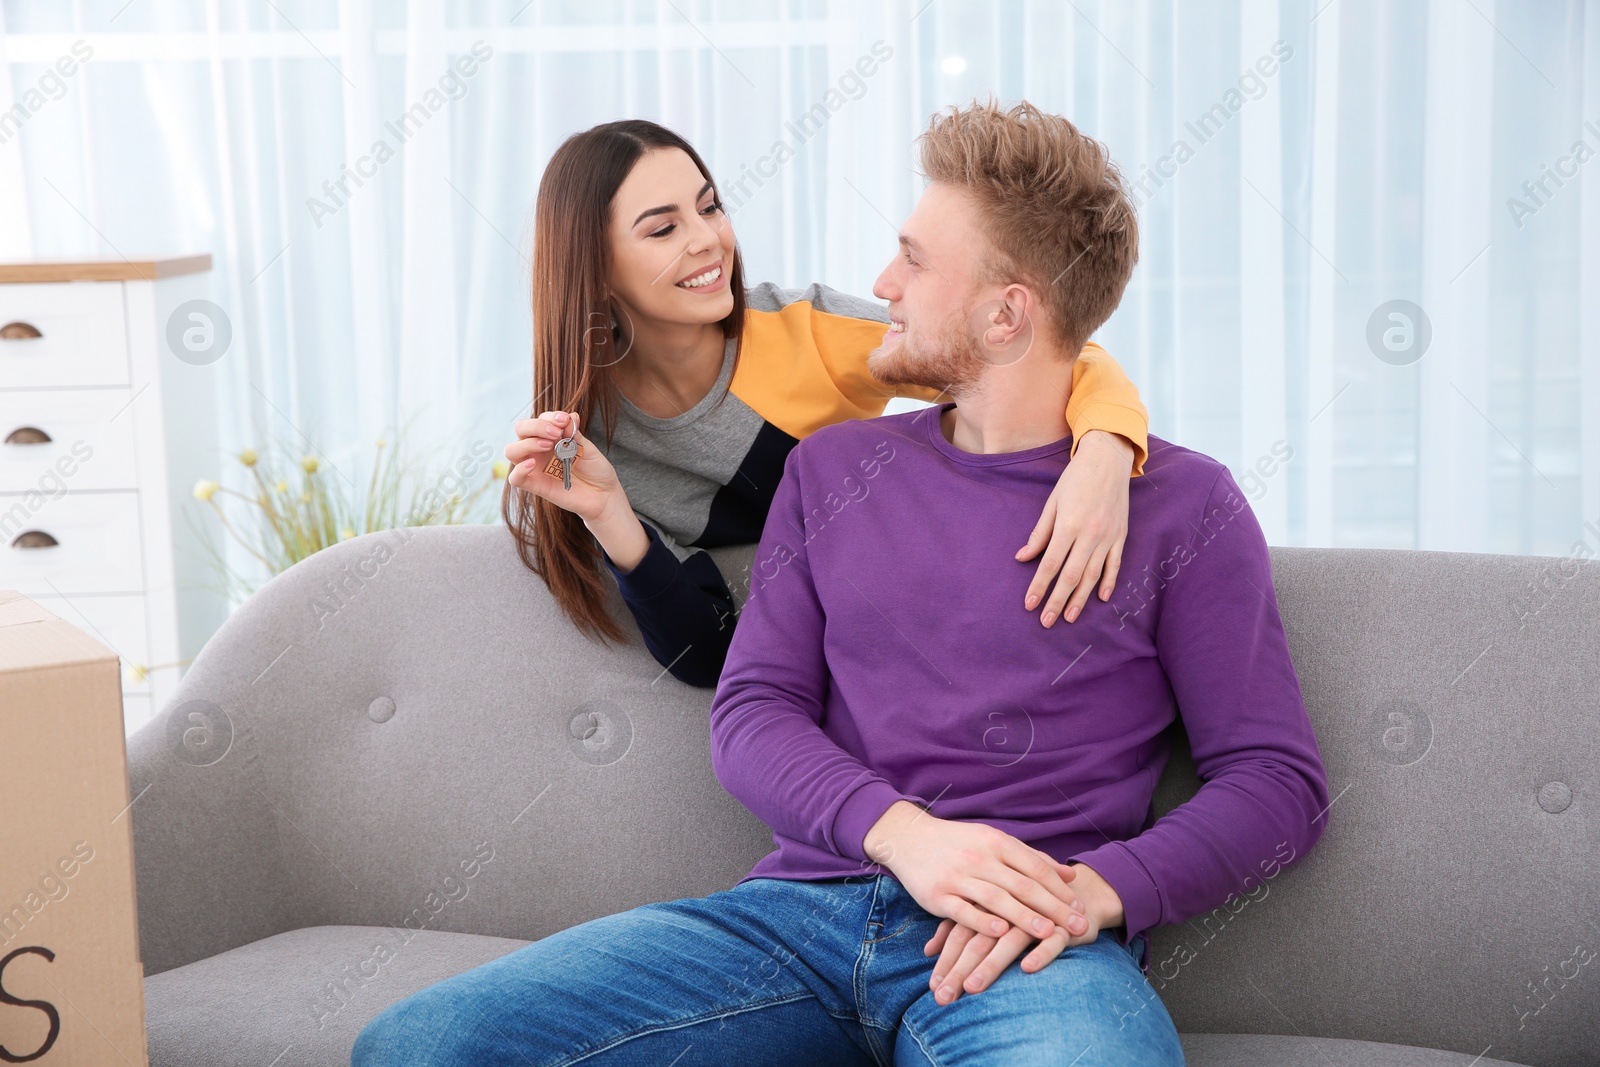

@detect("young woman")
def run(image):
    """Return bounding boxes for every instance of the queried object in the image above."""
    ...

[501,120,1149,687]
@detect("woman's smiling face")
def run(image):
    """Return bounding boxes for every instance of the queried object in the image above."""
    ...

[607,147,737,329]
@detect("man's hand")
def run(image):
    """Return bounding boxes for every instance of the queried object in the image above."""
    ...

[922,860,1126,1005]
[1016,429,1135,627]
[862,802,1091,953]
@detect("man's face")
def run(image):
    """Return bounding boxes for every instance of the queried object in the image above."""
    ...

[867,181,1013,394]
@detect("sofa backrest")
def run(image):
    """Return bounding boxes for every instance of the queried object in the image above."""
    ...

[127,523,1597,1067]
[1146,544,1597,1067]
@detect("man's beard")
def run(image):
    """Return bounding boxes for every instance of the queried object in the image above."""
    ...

[866,309,986,397]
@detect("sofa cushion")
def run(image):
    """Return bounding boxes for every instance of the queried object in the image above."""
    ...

[144,925,528,1067]
[1180,1033,1528,1066]
[143,925,1535,1067]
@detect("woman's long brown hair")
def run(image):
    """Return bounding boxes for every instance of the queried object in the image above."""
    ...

[502,120,746,643]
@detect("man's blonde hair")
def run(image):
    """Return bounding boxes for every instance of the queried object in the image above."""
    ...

[917,99,1139,351]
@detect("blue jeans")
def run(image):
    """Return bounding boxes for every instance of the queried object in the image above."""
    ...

[352,873,1184,1066]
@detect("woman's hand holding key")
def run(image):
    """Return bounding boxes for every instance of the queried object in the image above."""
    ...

[505,411,651,571]
[505,411,622,523]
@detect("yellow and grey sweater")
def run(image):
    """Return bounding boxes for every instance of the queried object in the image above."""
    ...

[588,282,1149,686]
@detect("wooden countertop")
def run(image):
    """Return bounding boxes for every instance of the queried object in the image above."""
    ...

[0,255,213,283]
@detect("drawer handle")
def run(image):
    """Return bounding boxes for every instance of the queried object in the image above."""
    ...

[4,426,52,445]
[0,321,43,340]
[10,530,58,549]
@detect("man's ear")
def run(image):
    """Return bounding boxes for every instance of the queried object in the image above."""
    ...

[979,283,1037,355]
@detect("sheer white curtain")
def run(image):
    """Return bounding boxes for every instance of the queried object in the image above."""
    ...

[2,0,1595,568]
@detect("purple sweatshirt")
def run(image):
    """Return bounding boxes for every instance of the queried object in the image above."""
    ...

[709,402,1330,952]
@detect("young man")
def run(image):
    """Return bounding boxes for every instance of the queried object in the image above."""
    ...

[353,101,1328,1066]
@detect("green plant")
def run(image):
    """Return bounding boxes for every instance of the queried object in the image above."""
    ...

[192,431,508,600]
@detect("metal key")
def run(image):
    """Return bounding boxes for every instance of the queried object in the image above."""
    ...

[553,436,579,490]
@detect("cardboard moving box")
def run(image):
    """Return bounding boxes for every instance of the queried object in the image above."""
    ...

[0,590,148,1066]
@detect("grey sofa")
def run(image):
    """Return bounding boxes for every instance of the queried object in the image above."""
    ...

[128,523,1598,1066]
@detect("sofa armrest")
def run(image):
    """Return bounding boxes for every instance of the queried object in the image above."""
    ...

[127,625,308,975]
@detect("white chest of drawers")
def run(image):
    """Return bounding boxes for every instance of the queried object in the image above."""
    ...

[0,257,225,736]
